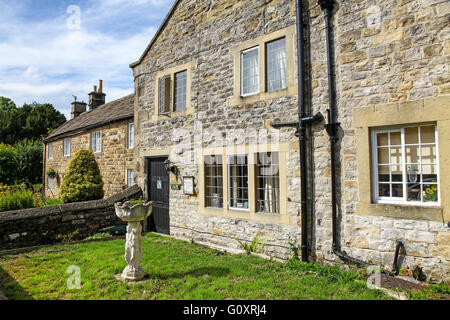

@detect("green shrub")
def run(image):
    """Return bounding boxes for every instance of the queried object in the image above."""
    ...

[59,149,104,203]
[0,190,34,212]
[236,233,268,255]
[15,140,43,186]
[0,144,17,185]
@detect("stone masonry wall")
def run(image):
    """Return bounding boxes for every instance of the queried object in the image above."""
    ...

[0,185,142,251]
[132,0,449,281]
[44,119,135,199]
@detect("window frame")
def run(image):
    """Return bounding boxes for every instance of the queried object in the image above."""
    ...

[255,152,281,215]
[127,169,135,187]
[63,138,71,157]
[91,130,102,154]
[48,143,53,160]
[227,154,250,211]
[128,123,135,149]
[371,124,440,207]
[173,70,187,112]
[47,175,54,191]
[265,37,287,93]
[241,46,260,97]
[204,155,224,209]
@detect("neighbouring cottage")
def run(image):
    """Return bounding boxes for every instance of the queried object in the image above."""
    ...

[43,81,136,198]
[128,0,450,281]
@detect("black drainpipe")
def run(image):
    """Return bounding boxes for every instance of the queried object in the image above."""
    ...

[320,0,404,271]
[272,0,323,262]
[320,0,374,267]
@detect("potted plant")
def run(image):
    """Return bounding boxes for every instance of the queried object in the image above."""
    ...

[114,200,153,281]
[46,168,56,177]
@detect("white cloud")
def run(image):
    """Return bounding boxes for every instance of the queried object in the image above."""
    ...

[0,0,170,119]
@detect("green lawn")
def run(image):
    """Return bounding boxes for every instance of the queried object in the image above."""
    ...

[0,233,389,300]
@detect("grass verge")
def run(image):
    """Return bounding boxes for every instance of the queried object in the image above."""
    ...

[0,233,392,300]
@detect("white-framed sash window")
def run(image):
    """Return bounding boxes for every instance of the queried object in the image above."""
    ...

[91,131,102,153]
[128,123,135,149]
[127,169,135,187]
[371,124,439,206]
[63,138,71,157]
[48,143,53,160]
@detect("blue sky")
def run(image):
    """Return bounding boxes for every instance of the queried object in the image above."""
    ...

[0,0,174,119]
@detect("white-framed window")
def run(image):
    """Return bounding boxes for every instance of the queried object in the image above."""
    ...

[266,37,287,92]
[256,152,280,214]
[128,123,135,149]
[91,131,102,153]
[48,143,53,160]
[48,175,54,191]
[371,124,439,205]
[63,138,71,157]
[204,155,223,208]
[127,169,135,187]
[228,155,249,210]
[241,47,260,96]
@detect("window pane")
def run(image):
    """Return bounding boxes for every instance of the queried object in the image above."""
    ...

[390,147,402,164]
[129,124,135,149]
[421,164,437,183]
[242,48,259,95]
[391,165,403,182]
[406,145,419,164]
[392,184,403,198]
[407,183,420,201]
[423,184,438,202]
[266,38,287,92]
[174,71,187,112]
[228,155,249,209]
[378,184,390,197]
[405,127,418,144]
[420,126,435,143]
[421,145,436,163]
[390,132,401,146]
[377,148,389,164]
[256,152,280,214]
[377,133,388,146]
[378,165,389,182]
[205,155,223,208]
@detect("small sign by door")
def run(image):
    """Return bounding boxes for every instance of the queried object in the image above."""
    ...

[156,179,163,190]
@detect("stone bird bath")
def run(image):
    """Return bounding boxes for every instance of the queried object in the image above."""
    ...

[114,201,153,281]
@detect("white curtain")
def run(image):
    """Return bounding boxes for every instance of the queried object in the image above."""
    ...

[264,176,280,213]
[242,48,259,95]
[267,38,286,92]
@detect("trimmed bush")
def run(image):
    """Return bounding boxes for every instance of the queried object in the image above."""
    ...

[59,149,104,203]
[0,190,34,212]
[0,144,17,185]
[15,140,43,185]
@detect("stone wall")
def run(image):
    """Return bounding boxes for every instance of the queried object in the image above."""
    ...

[0,185,142,251]
[131,0,450,281]
[44,119,135,199]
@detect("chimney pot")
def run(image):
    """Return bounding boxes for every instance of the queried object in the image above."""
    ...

[98,80,103,93]
[93,85,97,92]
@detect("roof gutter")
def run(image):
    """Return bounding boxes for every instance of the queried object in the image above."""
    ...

[43,114,133,143]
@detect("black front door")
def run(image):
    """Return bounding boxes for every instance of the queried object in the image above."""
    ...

[147,157,170,235]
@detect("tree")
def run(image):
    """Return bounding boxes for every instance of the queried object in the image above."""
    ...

[59,150,104,203]
[0,97,66,145]
[0,144,17,185]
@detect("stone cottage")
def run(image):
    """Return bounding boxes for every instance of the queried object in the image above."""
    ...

[129,0,450,281]
[43,81,135,198]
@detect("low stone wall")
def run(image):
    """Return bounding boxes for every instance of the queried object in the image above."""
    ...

[0,185,142,251]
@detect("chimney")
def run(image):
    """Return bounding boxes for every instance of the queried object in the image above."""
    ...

[88,80,106,110]
[71,101,87,119]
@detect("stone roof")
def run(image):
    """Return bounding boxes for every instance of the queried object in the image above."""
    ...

[44,94,134,142]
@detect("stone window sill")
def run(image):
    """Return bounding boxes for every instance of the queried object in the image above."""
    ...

[356,202,444,222]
